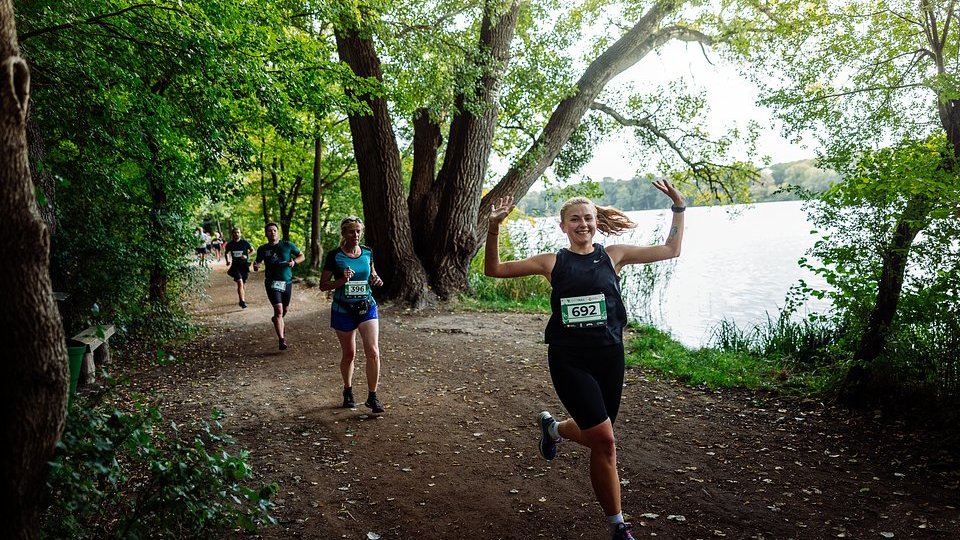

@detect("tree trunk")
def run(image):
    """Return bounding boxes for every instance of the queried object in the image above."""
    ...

[259,148,269,226]
[335,29,429,305]
[27,119,54,233]
[840,195,932,404]
[0,5,68,537]
[420,0,521,299]
[336,0,684,303]
[310,137,323,270]
[408,108,442,269]
[840,89,960,403]
[146,135,169,304]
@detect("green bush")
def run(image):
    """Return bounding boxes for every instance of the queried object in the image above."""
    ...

[43,388,276,539]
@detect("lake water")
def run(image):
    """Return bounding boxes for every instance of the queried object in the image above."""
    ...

[517,200,831,347]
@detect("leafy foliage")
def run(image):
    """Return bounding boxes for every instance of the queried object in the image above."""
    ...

[16,0,346,339]
[43,389,275,539]
[787,137,960,398]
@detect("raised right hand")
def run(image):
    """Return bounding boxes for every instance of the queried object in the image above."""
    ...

[488,196,515,226]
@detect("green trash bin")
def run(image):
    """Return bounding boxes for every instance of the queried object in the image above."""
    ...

[67,346,85,404]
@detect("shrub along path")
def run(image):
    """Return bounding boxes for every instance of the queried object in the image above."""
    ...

[128,265,959,539]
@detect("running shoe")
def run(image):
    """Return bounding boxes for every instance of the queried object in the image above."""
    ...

[279,338,288,350]
[342,388,355,409]
[538,411,558,461]
[239,300,247,309]
[611,523,636,540]
[365,396,385,414]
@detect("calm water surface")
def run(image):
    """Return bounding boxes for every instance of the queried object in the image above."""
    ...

[521,200,831,347]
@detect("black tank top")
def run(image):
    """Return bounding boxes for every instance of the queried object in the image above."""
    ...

[544,244,627,346]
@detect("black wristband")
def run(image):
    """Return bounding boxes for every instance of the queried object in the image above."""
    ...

[671,205,686,213]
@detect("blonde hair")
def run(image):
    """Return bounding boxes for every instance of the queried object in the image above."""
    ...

[559,197,636,236]
[339,216,364,248]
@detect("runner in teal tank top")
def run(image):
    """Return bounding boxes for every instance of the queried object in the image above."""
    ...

[319,216,386,414]
[484,180,686,540]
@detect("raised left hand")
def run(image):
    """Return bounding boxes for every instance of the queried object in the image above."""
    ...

[651,179,685,207]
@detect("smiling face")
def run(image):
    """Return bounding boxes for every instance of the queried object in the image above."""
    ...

[559,202,597,246]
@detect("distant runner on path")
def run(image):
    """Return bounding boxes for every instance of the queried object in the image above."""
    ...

[319,216,385,414]
[224,227,253,309]
[253,222,304,350]
[484,180,686,540]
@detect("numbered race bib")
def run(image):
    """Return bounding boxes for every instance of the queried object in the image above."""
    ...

[560,294,607,327]
[269,280,287,292]
[344,280,368,298]
[232,250,244,258]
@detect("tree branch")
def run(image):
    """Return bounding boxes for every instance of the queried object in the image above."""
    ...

[20,3,187,41]
[590,102,756,200]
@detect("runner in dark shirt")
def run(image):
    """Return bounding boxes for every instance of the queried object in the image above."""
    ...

[224,227,253,309]
[253,222,304,350]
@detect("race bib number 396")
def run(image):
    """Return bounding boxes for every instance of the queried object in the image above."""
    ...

[560,294,607,327]
[345,280,368,298]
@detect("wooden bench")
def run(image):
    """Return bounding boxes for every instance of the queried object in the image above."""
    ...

[68,324,115,385]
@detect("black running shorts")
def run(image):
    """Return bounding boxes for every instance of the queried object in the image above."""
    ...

[264,280,292,306]
[547,343,625,430]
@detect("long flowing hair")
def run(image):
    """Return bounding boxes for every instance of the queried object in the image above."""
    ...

[559,197,636,236]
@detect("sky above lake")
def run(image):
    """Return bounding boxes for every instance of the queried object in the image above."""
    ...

[581,41,817,181]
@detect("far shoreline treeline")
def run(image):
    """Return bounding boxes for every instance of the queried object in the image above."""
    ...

[519,159,840,215]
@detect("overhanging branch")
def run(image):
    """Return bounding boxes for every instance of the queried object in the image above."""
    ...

[20,3,186,41]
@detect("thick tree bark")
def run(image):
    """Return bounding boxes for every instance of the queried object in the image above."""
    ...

[408,108,442,268]
[335,30,429,305]
[0,3,68,537]
[478,0,683,232]
[310,137,323,270]
[423,0,521,299]
[27,119,54,233]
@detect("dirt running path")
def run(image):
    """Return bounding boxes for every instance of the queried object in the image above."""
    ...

[127,265,959,539]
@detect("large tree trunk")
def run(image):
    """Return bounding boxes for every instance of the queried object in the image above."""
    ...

[408,108,442,269]
[309,137,323,270]
[335,30,429,305]
[415,1,521,299]
[0,4,68,537]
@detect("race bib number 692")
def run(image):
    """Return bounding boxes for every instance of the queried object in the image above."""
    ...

[560,294,607,327]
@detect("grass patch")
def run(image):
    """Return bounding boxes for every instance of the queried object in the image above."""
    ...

[625,324,838,393]
[456,293,550,313]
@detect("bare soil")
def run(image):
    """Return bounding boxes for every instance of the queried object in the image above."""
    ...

[124,265,960,540]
